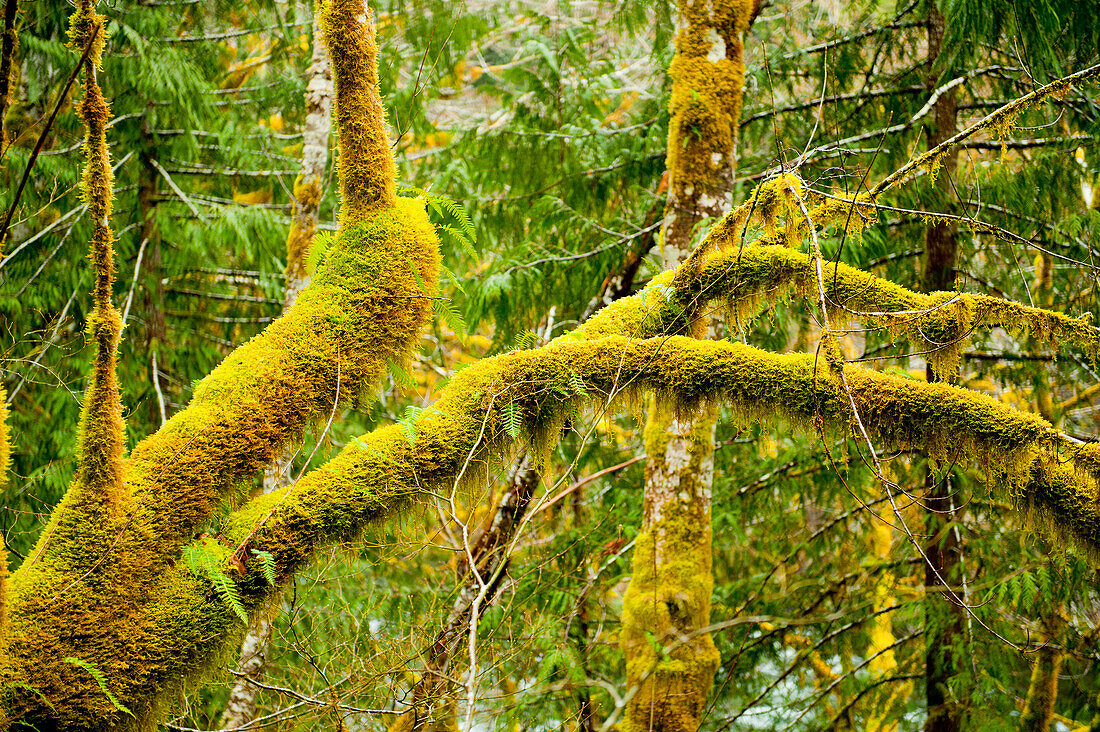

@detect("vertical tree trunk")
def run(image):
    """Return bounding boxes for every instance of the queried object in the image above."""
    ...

[0,0,18,152]
[136,121,167,429]
[866,516,910,731]
[218,14,333,730]
[1016,256,1063,732]
[922,6,964,732]
[1016,621,1062,731]
[619,2,756,730]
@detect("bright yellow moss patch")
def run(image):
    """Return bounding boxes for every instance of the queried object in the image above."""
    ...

[0,388,10,488]
[320,0,396,224]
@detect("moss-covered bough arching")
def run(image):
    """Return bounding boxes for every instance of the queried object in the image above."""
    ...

[3,1,1100,729]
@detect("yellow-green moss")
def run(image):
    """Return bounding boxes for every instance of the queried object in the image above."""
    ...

[65,4,105,69]
[286,175,323,284]
[67,0,126,514]
[620,396,720,732]
[0,388,7,646]
[1,5,443,727]
[0,388,10,488]
[229,329,1100,607]
[66,322,1100,730]
[320,0,396,225]
[619,524,720,732]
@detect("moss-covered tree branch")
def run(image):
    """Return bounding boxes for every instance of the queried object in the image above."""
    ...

[0,3,438,727]
[228,334,1100,582]
[320,0,395,224]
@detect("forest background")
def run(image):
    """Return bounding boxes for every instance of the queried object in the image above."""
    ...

[1,0,1100,729]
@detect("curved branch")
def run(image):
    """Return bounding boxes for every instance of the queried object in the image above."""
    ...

[229,335,1100,588]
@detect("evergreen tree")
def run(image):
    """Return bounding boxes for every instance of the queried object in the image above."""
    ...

[0,1,1098,730]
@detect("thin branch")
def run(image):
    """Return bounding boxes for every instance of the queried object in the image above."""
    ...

[0,24,97,250]
[151,158,207,222]
[872,60,1100,196]
[782,20,926,58]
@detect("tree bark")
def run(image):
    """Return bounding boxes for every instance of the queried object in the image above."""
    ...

[1016,617,1063,732]
[137,117,167,429]
[922,6,965,732]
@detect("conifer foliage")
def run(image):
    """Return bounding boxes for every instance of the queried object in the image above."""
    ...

[0,1,1098,730]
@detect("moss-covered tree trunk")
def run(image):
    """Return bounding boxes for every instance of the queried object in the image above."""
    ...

[619,2,755,730]
[0,2,441,727]
[218,12,333,730]
[2,4,1100,731]
[922,5,965,731]
[0,0,17,153]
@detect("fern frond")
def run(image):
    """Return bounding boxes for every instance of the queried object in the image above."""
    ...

[211,567,248,624]
[439,262,467,295]
[502,401,522,439]
[568,370,587,396]
[387,358,415,389]
[400,405,425,446]
[183,544,248,623]
[513,330,538,351]
[436,195,477,247]
[64,658,135,718]
[251,549,277,586]
[433,298,467,336]
[435,223,473,256]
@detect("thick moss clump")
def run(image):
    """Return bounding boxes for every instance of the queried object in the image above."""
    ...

[620,401,720,732]
[320,0,395,224]
[2,199,440,729]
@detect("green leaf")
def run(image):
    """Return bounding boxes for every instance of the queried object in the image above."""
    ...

[183,544,248,624]
[513,330,538,351]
